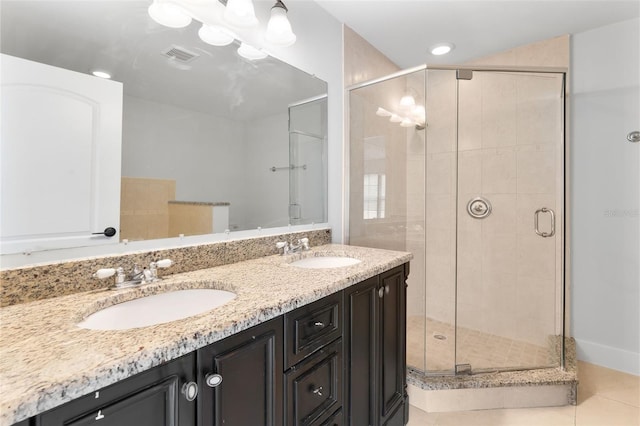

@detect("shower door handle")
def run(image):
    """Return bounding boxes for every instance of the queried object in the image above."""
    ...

[534,208,555,237]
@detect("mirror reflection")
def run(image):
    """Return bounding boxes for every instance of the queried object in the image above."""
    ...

[0,1,328,255]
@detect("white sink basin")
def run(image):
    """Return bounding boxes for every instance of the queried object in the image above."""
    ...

[78,289,236,330]
[289,256,361,269]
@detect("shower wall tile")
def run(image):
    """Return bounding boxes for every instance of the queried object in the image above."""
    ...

[458,150,483,194]
[481,194,517,236]
[517,234,557,280]
[343,25,401,87]
[517,145,556,194]
[516,76,562,145]
[458,79,483,151]
[481,73,518,148]
[426,152,455,194]
[481,148,517,194]
[482,232,518,277]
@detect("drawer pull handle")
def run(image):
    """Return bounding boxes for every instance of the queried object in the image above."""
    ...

[95,410,105,420]
[378,287,384,298]
[312,386,323,397]
[313,321,324,327]
[385,284,390,294]
[181,382,198,401]
[206,373,223,388]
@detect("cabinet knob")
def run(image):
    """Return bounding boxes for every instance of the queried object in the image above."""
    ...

[385,284,390,294]
[312,386,323,397]
[205,373,223,388]
[378,287,384,298]
[313,321,324,327]
[181,381,198,401]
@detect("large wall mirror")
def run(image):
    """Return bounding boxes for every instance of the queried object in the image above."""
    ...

[0,1,328,256]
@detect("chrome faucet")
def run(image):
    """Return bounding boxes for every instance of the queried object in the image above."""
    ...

[93,259,173,289]
[276,238,310,255]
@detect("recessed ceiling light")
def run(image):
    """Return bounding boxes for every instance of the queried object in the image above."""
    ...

[430,43,455,56]
[92,70,112,79]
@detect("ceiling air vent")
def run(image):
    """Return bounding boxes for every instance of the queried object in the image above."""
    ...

[162,45,199,63]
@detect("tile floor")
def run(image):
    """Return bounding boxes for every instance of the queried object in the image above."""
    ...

[407,316,553,372]
[407,361,640,425]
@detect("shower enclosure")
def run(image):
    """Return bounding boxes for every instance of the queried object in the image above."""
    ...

[348,66,566,376]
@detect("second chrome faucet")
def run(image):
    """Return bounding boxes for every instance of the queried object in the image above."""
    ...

[276,238,310,255]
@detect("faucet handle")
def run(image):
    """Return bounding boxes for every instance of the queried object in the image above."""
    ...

[299,238,310,250]
[93,268,116,279]
[155,259,173,268]
[276,241,289,255]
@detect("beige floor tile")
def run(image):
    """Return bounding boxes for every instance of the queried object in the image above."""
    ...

[575,394,639,426]
[408,405,438,426]
[578,361,640,407]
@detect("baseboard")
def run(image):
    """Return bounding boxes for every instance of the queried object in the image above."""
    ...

[575,338,640,375]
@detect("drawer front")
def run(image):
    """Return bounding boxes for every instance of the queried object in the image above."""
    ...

[286,339,343,426]
[285,291,342,368]
[317,408,343,426]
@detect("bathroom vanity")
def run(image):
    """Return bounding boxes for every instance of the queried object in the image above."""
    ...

[0,245,411,426]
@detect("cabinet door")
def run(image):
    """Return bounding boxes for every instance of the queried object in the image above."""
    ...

[37,353,196,426]
[344,276,378,426]
[198,317,283,426]
[378,266,407,425]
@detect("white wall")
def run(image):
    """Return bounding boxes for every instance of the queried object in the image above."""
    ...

[571,18,640,375]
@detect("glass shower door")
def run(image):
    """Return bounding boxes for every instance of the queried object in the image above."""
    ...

[455,70,565,372]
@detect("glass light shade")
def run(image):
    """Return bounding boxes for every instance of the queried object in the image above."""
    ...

[265,5,296,47]
[198,24,235,46]
[399,94,416,109]
[224,0,258,28]
[237,42,268,60]
[412,105,426,123]
[389,114,402,123]
[376,107,392,117]
[400,117,415,127]
[148,1,192,28]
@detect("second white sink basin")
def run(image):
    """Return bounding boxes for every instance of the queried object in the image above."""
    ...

[290,256,361,269]
[78,289,236,330]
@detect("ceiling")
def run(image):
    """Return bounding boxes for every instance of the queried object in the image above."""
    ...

[0,1,326,120]
[314,0,640,68]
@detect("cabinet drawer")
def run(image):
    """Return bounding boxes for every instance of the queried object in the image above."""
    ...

[285,339,343,426]
[318,408,343,426]
[285,291,342,369]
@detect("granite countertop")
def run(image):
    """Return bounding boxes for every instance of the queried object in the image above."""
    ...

[0,244,412,425]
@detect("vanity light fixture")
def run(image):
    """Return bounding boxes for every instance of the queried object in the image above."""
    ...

[198,24,236,46]
[92,70,112,79]
[224,0,259,28]
[148,0,297,61]
[399,93,416,109]
[237,42,268,60]
[400,117,415,128]
[148,1,192,28]
[389,114,403,123]
[265,0,296,47]
[430,42,455,56]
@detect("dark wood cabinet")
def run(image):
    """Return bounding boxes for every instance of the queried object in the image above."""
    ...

[25,264,408,426]
[344,264,408,426]
[37,352,197,426]
[197,316,283,426]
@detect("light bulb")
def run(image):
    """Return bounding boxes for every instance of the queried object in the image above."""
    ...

[265,2,296,47]
[198,24,235,46]
[148,1,192,28]
[92,70,111,79]
[399,94,415,109]
[430,43,455,56]
[237,42,268,60]
[224,0,258,28]
[390,114,402,123]
[412,105,426,123]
